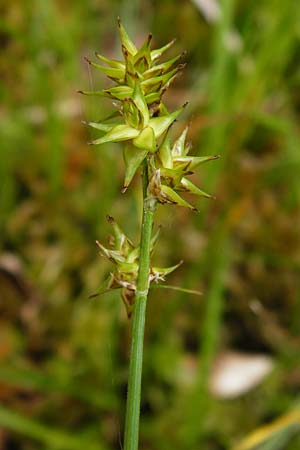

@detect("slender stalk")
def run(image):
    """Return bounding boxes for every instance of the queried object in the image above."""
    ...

[124,158,156,450]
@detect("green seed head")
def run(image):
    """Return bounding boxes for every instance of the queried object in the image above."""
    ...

[149,126,220,209]
[94,216,182,316]
[85,22,219,316]
[82,19,218,208]
[81,18,186,191]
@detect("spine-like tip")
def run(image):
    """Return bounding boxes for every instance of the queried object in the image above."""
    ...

[121,185,128,194]
[106,215,115,223]
[84,56,92,65]
[121,44,129,57]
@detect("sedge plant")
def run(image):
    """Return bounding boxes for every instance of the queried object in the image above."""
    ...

[80,18,218,450]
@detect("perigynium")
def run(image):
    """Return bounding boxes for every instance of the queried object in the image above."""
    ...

[80,18,218,450]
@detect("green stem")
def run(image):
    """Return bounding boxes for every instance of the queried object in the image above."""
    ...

[124,159,156,450]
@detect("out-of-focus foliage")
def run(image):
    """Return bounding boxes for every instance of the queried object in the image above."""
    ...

[0,0,300,449]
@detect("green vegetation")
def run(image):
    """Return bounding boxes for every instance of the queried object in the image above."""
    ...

[1,1,300,450]
[84,21,216,450]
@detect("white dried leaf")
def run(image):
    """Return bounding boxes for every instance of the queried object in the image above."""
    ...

[191,0,221,23]
[223,29,243,53]
[209,351,274,398]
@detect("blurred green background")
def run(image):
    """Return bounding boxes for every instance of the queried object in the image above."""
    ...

[1,0,300,449]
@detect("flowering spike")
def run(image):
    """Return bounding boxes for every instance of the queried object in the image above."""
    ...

[81,23,220,450]
[94,218,182,314]
[150,123,218,209]
[82,21,217,205]
[81,21,192,192]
